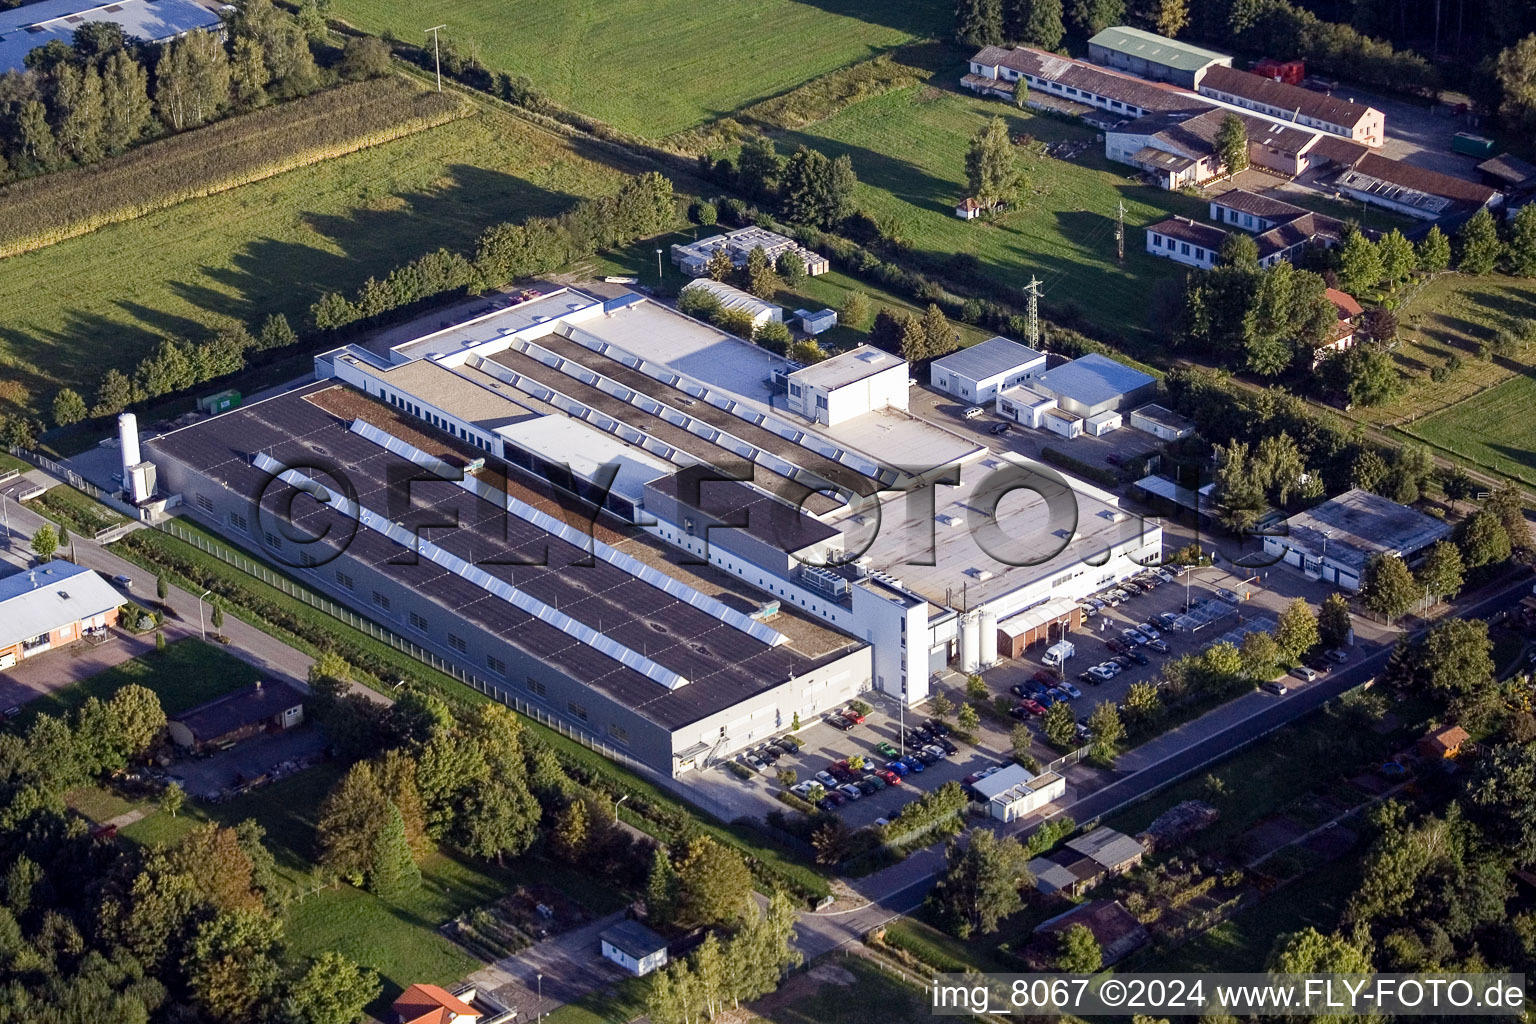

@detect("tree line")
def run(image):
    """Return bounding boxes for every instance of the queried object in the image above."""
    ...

[0,0,393,185]
[0,670,379,1024]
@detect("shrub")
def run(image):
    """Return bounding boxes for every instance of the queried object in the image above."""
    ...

[1039,447,1120,488]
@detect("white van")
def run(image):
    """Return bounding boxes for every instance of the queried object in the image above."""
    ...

[962,406,985,420]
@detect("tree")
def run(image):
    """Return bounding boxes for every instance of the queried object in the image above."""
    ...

[1416,541,1465,601]
[1335,228,1382,292]
[965,116,1021,210]
[229,38,270,110]
[1123,681,1161,725]
[1459,507,1512,568]
[1487,485,1533,551]
[1240,630,1282,677]
[30,524,57,562]
[1456,207,1504,275]
[1319,592,1352,648]
[52,388,87,427]
[187,910,283,1024]
[211,601,224,631]
[1330,344,1403,407]
[375,749,428,861]
[100,50,153,155]
[689,199,718,227]
[1361,553,1417,622]
[777,250,806,286]
[15,99,61,174]
[1417,226,1451,272]
[1418,617,1493,699]
[1218,232,1259,270]
[929,828,1031,937]
[1212,441,1266,533]
[279,951,380,1024]
[1467,742,1536,864]
[1274,597,1320,661]
[1007,0,1065,48]
[1495,34,1536,134]
[1010,722,1034,761]
[840,290,870,330]
[1214,113,1248,177]
[155,572,168,601]
[675,836,752,927]
[54,63,105,164]
[315,761,390,884]
[1358,306,1397,344]
[956,0,1005,46]
[811,817,851,866]
[921,303,957,358]
[366,802,421,900]
[1057,923,1103,972]
[1150,0,1189,36]
[1087,700,1123,763]
[154,30,230,131]
[339,36,392,82]
[1376,229,1416,283]
[646,846,680,925]
[781,147,856,230]
[1042,701,1076,746]
[930,691,955,719]
[160,781,185,818]
[898,314,929,363]
[958,702,980,732]
[736,134,784,201]
[1069,0,1125,35]
[551,798,589,861]
[110,683,166,758]
[1504,204,1536,277]
[788,338,826,363]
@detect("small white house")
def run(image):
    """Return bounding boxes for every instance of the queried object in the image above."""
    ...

[680,278,782,328]
[1085,410,1122,436]
[793,308,838,335]
[972,763,1066,823]
[996,383,1058,428]
[600,921,669,977]
[955,197,983,220]
[1128,404,1194,440]
[1042,407,1084,440]
[930,336,1046,404]
[786,345,908,426]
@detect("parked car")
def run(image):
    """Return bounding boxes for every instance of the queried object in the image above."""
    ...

[1018,698,1046,716]
[1100,661,1124,677]
[1156,611,1180,629]
[1008,683,1032,698]
[1137,622,1161,639]
[926,719,950,737]
[990,422,1011,435]
[877,769,902,786]
[884,759,909,777]
[1155,569,1176,583]
[1127,649,1150,666]
[1057,681,1082,698]
[1120,629,1147,646]
[1216,588,1241,604]
[838,783,864,800]
[1106,638,1129,655]
[914,747,941,765]
[742,753,767,773]
[1291,665,1318,683]
[841,707,867,725]
[756,745,780,765]
[899,754,926,773]
[924,743,951,760]
[1261,681,1289,696]
[935,737,958,755]
[828,765,853,783]
[1146,638,1170,654]
[112,574,134,590]
[1135,574,1162,589]
[1112,655,1134,670]
[1032,670,1058,686]
[818,794,844,811]
[1075,721,1093,741]
[961,405,985,419]
[1035,690,1058,707]
[876,741,900,759]
[769,737,799,755]
[814,770,838,788]
[858,775,884,794]
[1326,649,1349,664]
[1077,670,1098,686]
[1167,564,1187,577]
[791,781,815,797]
[827,714,854,731]
[1088,664,1115,682]
[1304,657,1332,675]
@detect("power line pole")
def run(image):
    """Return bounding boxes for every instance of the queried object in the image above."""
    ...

[424,25,446,92]
[1116,199,1125,263]
[1026,275,1040,349]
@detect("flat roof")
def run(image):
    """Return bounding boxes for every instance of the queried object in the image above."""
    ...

[0,560,122,650]
[1134,474,1213,512]
[1034,354,1156,407]
[931,336,1044,383]
[171,680,306,741]
[146,386,860,732]
[366,357,537,429]
[390,289,602,361]
[1277,488,1452,572]
[0,0,222,72]
[1129,404,1194,432]
[1088,26,1230,72]
[493,415,672,504]
[971,762,1040,801]
[816,407,982,478]
[999,383,1058,407]
[646,467,841,555]
[789,345,904,391]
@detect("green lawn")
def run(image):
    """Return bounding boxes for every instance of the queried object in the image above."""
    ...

[1410,370,1536,486]
[781,86,1209,349]
[0,106,624,422]
[33,484,126,536]
[750,957,931,1024]
[15,638,259,726]
[329,0,946,138]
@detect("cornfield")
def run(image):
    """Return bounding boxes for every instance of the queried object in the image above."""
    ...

[0,76,468,259]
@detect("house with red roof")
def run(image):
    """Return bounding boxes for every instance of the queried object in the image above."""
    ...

[393,984,480,1024]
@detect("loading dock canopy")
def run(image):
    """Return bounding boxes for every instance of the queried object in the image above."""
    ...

[997,597,1080,639]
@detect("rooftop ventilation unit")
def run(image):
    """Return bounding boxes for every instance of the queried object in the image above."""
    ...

[800,565,849,600]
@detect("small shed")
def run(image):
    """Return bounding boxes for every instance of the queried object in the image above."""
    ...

[793,308,838,335]
[1085,410,1122,436]
[1034,900,1150,965]
[1418,725,1469,760]
[955,197,983,220]
[167,680,305,751]
[971,763,1065,822]
[996,597,1081,658]
[1128,404,1194,441]
[600,920,669,976]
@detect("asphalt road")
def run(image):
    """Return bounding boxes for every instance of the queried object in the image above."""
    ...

[789,570,1534,959]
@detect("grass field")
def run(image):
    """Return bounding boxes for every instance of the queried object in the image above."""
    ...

[15,638,258,726]
[781,86,1208,348]
[1409,371,1536,486]
[749,957,929,1024]
[329,0,946,138]
[0,105,625,422]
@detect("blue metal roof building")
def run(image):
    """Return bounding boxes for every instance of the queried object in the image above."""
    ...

[0,0,224,73]
[1032,353,1156,417]
[929,336,1045,403]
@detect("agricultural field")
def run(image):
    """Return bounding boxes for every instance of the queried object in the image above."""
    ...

[329,0,946,138]
[1409,371,1536,486]
[0,104,625,422]
[781,86,1209,349]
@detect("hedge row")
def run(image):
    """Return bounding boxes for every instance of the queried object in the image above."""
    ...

[1039,447,1121,489]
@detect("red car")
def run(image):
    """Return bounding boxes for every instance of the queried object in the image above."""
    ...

[1032,670,1058,685]
[1018,699,1046,717]
[840,707,866,724]
[876,769,902,786]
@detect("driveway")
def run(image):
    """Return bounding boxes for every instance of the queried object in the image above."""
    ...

[0,626,156,709]
[170,726,328,800]
[465,910,631,1020]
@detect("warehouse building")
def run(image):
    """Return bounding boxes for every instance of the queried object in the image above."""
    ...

[0,561,122,670]
[964,44,1202,121]
[1030,354,1156,420]
[0,0,224,73]
[1198,65,1384,146]
[785,345,908,427]
[929,336,1045,404]
[1262,488,1452,590]
[1087,26,1232,89]
[679,278,782,328]
[142,288,1162,775]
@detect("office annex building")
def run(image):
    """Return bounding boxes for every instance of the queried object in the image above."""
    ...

[144,289,1161,777]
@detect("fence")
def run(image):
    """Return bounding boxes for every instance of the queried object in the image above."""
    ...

[8,446,142,522]
[151,518,658,779]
